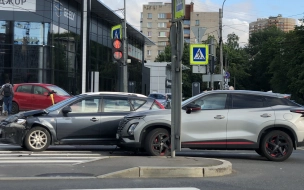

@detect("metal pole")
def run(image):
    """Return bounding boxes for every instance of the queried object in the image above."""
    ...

[219,0,226,90]
[123,0,128,92]
[81,0,88,93]
[219,8,223,90]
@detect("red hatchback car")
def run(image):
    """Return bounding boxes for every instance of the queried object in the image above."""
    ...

[12,83,71,114]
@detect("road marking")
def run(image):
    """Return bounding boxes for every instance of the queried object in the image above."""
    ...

[64,188,200,190]
[0,152,109,164]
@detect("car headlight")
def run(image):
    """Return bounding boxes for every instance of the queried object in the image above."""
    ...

[16,119,26,125]
[128,122,139,135]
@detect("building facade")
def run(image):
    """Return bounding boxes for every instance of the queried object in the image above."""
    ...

[249,14,296,35]
[0,0,153,95]
[141,2,219,62]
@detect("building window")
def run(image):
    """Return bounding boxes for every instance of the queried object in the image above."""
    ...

[147,22,152,28]
[184,20,190,25]
[158,13,166,19]
[14,22,48,45]
[158,32,166,37]
[184,29,190,34]
[141,12,143,18]
[147,13,152,19]
[195,20,200,26]
[184,38,190,43]
[147,31,152,37]
[147,50,151,56]
[158,41,166,46]
[158,22,166,28]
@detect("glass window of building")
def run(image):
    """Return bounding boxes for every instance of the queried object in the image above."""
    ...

[147,13,152,19]
[147,31,152,37]
[14,22,46,45]
[158,32,166,37]
[184,38,190,43]
[147,22,152,28]
[195,20,200,26]
[184,20,190,25]
[158,13,166,19]
[141,12,143,18]
[184,29,190,34]
[147,50,151,55]
[158,41,166,46]
[158,22,166,28]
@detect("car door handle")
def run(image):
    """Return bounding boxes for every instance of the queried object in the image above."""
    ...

[90,117,99,122]
[214,115,225,119]
[261,113,271,118]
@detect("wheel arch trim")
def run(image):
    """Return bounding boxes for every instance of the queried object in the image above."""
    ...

[139,123,171,144]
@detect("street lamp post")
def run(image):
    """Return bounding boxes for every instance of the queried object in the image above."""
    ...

[219,0,226,90]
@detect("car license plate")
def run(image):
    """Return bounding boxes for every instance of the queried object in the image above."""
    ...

[116,133,120,139]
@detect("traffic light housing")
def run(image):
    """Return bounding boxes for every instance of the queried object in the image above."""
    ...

[112,38,123,63]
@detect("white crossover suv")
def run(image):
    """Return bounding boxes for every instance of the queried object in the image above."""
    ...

[117,90,304,162]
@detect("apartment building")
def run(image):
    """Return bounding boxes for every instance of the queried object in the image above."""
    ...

[141,2,219,62]
[249,14,296,35]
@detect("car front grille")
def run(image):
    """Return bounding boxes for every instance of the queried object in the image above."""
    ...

[117,117,132,133]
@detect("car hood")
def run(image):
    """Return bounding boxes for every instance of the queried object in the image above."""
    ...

[4,109,47,123]
[125,109,171,118]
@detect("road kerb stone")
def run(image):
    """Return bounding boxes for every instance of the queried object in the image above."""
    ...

[97,167,140,178]
[139,167,204,178]
[203,158,232,177]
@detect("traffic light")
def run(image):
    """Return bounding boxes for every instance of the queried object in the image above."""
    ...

[112,38,123,63]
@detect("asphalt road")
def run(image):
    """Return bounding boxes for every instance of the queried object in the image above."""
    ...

[0,144,303,190]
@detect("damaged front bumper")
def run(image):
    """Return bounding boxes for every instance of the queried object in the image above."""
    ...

[0,115,27,146]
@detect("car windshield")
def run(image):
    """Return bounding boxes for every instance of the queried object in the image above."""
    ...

[48,85,70,96]
[45,96,78,112]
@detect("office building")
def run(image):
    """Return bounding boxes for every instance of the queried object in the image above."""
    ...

[0,0,153,94]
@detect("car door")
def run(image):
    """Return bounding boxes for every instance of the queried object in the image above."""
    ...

[226,94,275,149]
[100,96,132,139]
[55,97,102,144]
[14,84,33,110]
[181,93,229,149]
[32,85,52,109]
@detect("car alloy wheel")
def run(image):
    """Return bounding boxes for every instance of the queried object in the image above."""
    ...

[25,127,51,151]
[145,128,171,156]
[261,130,293,162]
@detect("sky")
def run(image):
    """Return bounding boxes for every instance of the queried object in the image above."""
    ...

[100,0,304,44]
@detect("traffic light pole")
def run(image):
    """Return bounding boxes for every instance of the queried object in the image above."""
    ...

[122,0,128,92]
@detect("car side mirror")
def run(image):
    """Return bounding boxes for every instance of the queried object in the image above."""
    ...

[48,90,56,96]
[62,106,72,114]
[184,103,201,114]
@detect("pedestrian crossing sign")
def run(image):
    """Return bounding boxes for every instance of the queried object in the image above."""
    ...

[190,44,209,65]
[111,24,122,39]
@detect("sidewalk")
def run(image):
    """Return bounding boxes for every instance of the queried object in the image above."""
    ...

[0,156,232,180]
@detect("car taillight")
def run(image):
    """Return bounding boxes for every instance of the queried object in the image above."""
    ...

[155,100,165,109]
[290,108,304,115]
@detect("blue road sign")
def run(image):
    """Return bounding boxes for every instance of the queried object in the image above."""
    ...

[111,24,122,39]
[190,44,209,65]
[225,71,230,79]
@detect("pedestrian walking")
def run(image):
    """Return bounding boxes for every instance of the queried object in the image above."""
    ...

[0,79,14,116]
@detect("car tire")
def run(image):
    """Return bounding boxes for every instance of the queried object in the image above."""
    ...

[145,128,171,156]
[24,127,51,152]
[12,101,19,114]
[260,130,293,162]
[255,149,264,157]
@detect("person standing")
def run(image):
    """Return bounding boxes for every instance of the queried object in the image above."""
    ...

[0,79,14,116]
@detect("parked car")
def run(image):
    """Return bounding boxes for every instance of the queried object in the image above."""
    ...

[148,93,170,109]
[0,92,164,151]
[12,83,71,114]
[117,90,304,161]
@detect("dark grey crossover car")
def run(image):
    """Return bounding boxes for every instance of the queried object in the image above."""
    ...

[0,92,164,151]
[117,90,304,161]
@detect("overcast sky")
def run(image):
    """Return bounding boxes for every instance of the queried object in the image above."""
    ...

[100,0,304,45]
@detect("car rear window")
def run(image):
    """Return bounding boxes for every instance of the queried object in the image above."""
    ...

[16,85,32,93]
[129,99,146,110]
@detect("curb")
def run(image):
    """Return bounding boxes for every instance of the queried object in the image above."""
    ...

[98,158,232,178]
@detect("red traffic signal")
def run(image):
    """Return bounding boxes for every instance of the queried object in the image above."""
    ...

[112,39,123,62]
